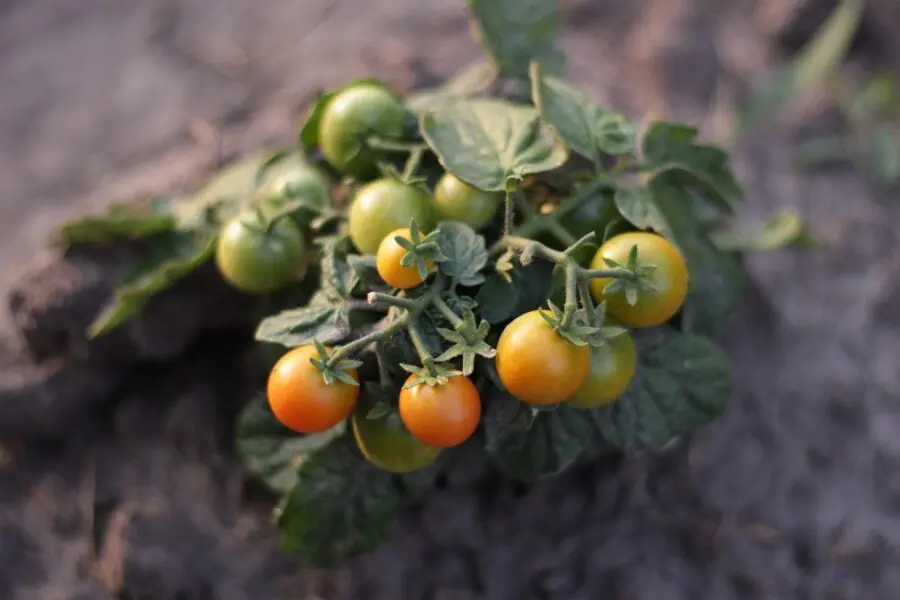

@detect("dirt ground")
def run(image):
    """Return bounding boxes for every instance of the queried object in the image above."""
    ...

[2,0,900,599]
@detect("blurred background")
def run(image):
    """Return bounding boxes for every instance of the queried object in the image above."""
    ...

[2,0,900,599]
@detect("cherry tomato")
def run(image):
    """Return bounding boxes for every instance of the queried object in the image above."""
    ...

[318,84,407,178]
[398,374,481,448]
[495,310,591,405]
[266,345,359,434]
[565,330,637,409]
[256,157,331,228]
[352,403,441,473]
[589,232,688,328]
[376,227,433,289]
[348,178,437,255]
[433,172,501,230]
[215,211,306,294]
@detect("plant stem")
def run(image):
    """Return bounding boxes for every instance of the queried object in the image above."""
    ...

[374,343,392,388]
[326,314,409,366]
[560,263,579,330]
[563,231,597,258]
[502,236,566,264]
[407,320,437,376]
[502,189,515,240]
[402,147,426,181]
[432,295,465,328]
[367,292,418,311]
[578,277,595,315]
[578,267,635,281]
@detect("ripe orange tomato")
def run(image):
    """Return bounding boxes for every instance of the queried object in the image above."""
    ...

[376,227,433,289]
[398,374,481,448]
[495,310,591,405]
[266,345,359,433]
[589,232,689,328]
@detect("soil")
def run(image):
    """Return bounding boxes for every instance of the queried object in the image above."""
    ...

[2,1,900,599]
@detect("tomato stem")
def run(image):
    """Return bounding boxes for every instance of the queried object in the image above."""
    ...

[367,292,417,311]
[578,267,636,281]
[578,277,596,315]
[560,262,579,330]
[326,314,409,367]
[432,296,465,328]
[407,319,437,376]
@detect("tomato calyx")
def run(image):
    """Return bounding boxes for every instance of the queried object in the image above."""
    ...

[392,219,448,281]
[400,362,464,389]
[594,243,659,307]
[433,302,496,376]
[309,340,364,386]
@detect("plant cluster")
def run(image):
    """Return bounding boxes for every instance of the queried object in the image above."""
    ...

[56,0,808,568]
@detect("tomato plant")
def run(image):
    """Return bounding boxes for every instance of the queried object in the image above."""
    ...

[58,0,814,570]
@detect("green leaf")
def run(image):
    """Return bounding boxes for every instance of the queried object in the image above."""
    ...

[865,128,900,187]
[737,0,864,135]
[482,390,594,481]
[175,151,273,230]
[406,59,498,112]
[88,230,215,338]
[711,210,817,252]
[277,440,403,568]
[469,0,564,80]
[54,196,176,246]
[530,63,636,164]
[650,178,744,336]
[420,99,568,191]
[319,237,356,301]
[613,185,662,231]
[347,254,388,291]
[298,91,337,155]
[254,304,351,348]
[475,260,554,323]
[236,394,345,494]
[592,331,731,450]
[642,122,742,214]
[434,222,488,286]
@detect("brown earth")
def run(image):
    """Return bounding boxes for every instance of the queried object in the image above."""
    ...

[2,0,900,599]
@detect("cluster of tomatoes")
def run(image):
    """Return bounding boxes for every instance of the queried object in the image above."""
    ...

[215,82,691,473]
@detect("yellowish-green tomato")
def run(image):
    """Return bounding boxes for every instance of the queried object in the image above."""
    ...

[352,405,441,474]
[434,172,501,230]
[348,178,437,255]
[565,330,637,409]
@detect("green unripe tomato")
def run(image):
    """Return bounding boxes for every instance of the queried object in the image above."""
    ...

[318,84,407,178]
[433,172,501,230]
[348,178,437,255]
[215,211,306,294]
[257,158,331,229]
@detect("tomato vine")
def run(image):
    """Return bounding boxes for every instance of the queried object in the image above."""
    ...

[54,0,815,569]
